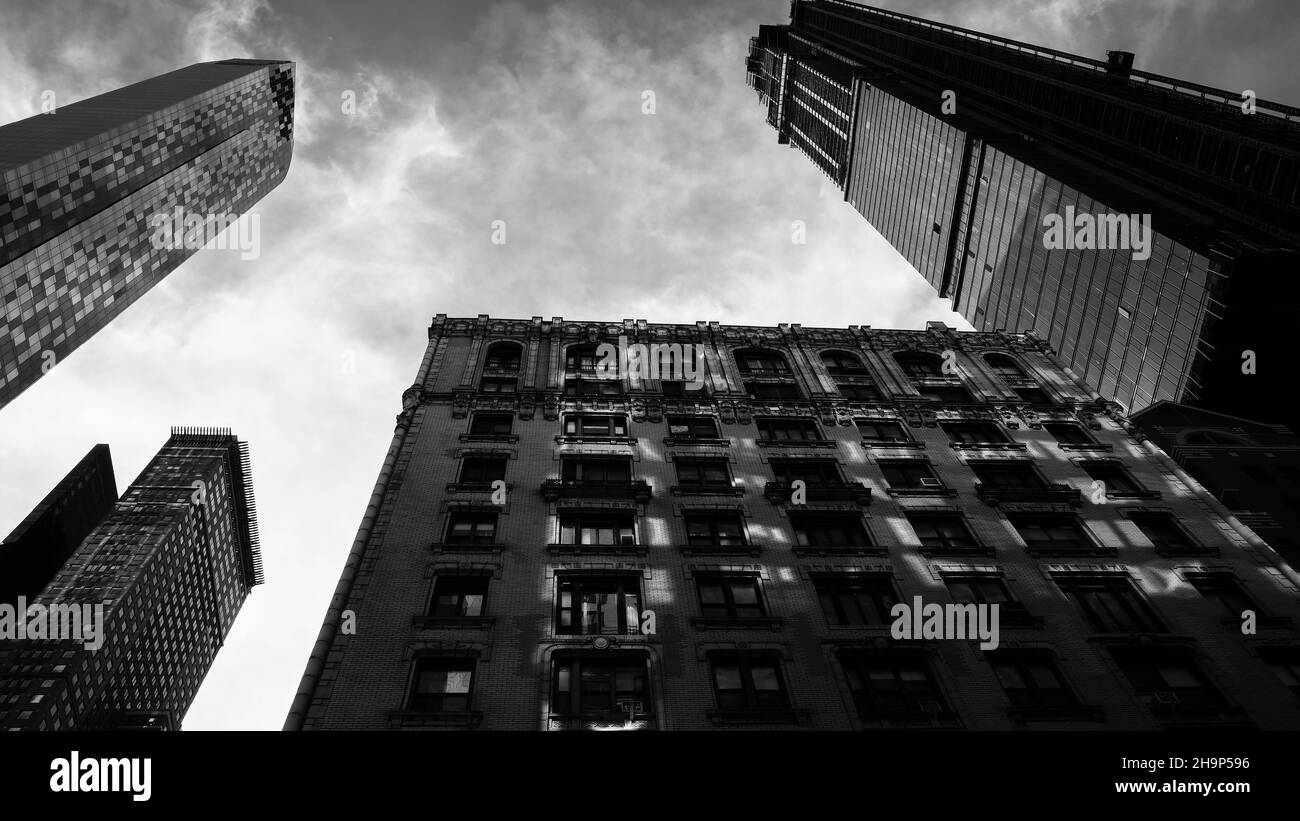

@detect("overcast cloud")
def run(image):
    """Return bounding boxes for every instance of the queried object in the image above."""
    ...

[1,0,1296,729]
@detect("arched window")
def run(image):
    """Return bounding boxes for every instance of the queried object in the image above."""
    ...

[480,342,522,393]
[821,350,868,376]
[564,343,621,397]
[984,353,1026,381]
[484,342,522,372]
[735,348,791,376]
[565,344,601,376]
[822,350,881,401]
[895,351,944,379]
[735,348,800,400]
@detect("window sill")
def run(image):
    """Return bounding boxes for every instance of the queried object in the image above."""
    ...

[691,617,784,631]
[663,437,730,447]
[1023,546,1117,558]
[677,544,762,558]
[445,482,512,494]
[950,442,1028,452]
[548,716,656,731]
[671,485,746,497]
[547,543,649,557]
[431,542,506,554]
[458,433,519,444]
[706,709,811,726]
[791,545,884,557]
[412,616,496,630]
[1007,705,1106,724]
[887,487,958,498]
[917,546,995,559]
[387,710,483,729]
[861,440,925,449]
[855,711,961,728]
[1057,443,1112,452]
[757,439,837,448]
[555,436,638,446]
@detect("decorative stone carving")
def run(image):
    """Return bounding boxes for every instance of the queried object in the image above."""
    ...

[451,391,472,419]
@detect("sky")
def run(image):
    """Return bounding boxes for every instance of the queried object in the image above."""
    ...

[1,0,1297,730]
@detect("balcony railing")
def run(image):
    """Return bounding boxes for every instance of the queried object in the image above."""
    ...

[975,482,1082,506]
[764,481,872,505]
[541,479,652,502]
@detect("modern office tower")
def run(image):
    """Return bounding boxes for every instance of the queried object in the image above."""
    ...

[1131,402,1300,570]
[746,1,1300,428]
[0,444,117,605]
[0,59,295,410]
[286,314,1300,731]
[0,428,263,730]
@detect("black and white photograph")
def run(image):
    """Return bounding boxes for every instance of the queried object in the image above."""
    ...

[1,0,1297,806]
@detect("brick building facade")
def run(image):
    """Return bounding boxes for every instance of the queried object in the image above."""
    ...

[286,314,1300,730]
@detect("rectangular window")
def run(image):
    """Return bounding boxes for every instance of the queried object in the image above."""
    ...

[972,462,1045,489]
[941,422,1008,445]
[987,651,1079,709]
[756,418,822,441]
[666,415,720,439]
[458,457,507,484]
[1014,387,1055,404]
[1108,647,1226,714]
[770,459,841,486]
[446,513,497,544]
[561,459,631,483]
[839,651,949,720]
[789,513,871,546]
[856,419,911,443]
[1009,514,1092,552]
[479,377,518,394]
[1043,422,1093,445]
[747,382,804,401]
[711,657,789,711]
[1185,574,1256,619]
[697,575,765,618]
[552,654,650,718]
[907,513,979,552]
[1082,462,1145,495]
[675,459,733,488]
[409,659,474,712]
[943,574,1022,608]
[564,379,623,397]
[1129,513,1199,553]
[684,513,747,546]
[559,513,636,545]
[878,460,942,489]
[918,385,975,403]
[1055,575,1164,633]
[564,415,628,437]
[469,413,513,436]
[813,574,897,626]
[837,383,883,401]
[430,576,489,618]
[556,575,641,635]
[1257,647,1300,697]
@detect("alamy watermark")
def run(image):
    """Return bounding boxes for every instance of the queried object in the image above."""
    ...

[0,597,104,651]
[149,206,260,260]
[1042,206,1152,261]
[890,595,1000,650]
[594,334,707,390]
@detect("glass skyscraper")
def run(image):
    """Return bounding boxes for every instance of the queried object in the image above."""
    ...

[748,1,1300,429]
[0,59,295,409]
[0,428,264,730]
